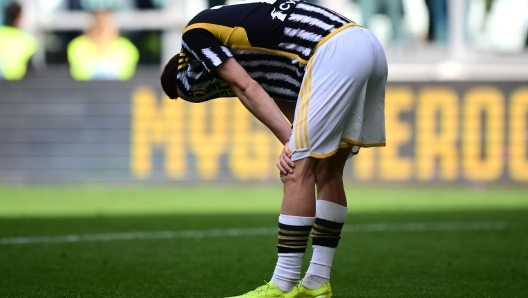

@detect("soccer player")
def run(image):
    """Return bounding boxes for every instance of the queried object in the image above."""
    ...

[160,0,387,297]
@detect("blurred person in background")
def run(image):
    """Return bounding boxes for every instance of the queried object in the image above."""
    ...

[68,0,131,10]
[67,9,139,80]
[525,4,528,47]
[209,0,226,7]
[425,0,448,43]
[135,0,166,9]
[0,0,12,24]
[467,0,527,52]
[355,0,407,44]
[68,0,169,10]
[0,1,37,80]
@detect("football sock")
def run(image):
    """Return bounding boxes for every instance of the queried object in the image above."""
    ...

[271,214,315,292]
[303,200,348,290]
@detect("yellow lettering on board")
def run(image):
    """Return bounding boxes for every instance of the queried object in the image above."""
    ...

[416,88,459,180]
[462,87,504,181]
[509,87,528,181]
[353,146,375,180]
[229,100,276,180]
[130,87,185,179]
[188,98,229,179]
[380,87,413,180]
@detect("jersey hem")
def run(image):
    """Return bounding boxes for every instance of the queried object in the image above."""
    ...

[312,23,364,55]
[305,139,386,159]
[340,138,386,148]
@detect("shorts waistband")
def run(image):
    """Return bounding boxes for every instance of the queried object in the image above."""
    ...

[311,23,364,56]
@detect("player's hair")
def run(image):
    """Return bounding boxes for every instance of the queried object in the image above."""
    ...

[160,54,180,99]
[4,2,21,27]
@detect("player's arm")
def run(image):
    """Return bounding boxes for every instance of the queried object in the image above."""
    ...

[181,28,290,143]
[216,58,291,145]
[182,28,293,173]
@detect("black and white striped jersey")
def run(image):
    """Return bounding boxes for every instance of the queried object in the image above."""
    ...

[176,0,359,103]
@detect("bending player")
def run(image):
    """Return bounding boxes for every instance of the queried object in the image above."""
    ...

[161,1,387,297]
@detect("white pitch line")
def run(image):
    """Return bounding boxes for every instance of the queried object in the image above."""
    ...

[0,221,509,245]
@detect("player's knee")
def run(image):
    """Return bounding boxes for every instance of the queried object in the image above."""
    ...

[279,171,301,185]
[280,168,316,185]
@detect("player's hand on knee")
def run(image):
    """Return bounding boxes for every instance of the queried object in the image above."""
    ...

[277,143,294,175]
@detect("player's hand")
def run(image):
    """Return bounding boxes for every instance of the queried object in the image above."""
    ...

[277,142,294,175]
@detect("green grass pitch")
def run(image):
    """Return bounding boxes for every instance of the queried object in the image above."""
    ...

[0,186,527,297]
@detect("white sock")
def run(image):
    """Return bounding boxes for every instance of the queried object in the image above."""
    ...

[315,200,348,223]
[303,246,336,288]
[271,214,315,292]
[303,200,348,289]
[271,253,304,292]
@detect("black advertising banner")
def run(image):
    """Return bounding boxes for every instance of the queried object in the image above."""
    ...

[1,77,527,184]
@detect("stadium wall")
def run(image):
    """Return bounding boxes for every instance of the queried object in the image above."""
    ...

[1,75,527,185]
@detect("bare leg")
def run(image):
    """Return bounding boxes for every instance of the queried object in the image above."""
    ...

[315,147,352,206]
[280,157,320,217]
[301,147,352,290]
[269,156,319,292]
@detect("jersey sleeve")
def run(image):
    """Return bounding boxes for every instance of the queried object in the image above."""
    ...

[175,47,236,103]
[181,28,233,71]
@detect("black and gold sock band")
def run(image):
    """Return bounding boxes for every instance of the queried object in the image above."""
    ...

[311,218,344,248]
[277,223,312,254]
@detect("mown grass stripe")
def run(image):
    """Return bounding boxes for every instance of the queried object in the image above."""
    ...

[0,221,509,245]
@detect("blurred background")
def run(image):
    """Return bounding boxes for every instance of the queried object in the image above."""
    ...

[2,3,527,296]
[0,0,527,186]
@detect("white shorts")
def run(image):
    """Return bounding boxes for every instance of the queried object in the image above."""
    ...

[289,26,388,161]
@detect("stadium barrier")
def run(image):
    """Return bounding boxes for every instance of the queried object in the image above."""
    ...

[1,75,527,184]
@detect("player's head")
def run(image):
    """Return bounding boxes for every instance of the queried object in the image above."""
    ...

[160,54,180,99]
[4,2,22,27]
